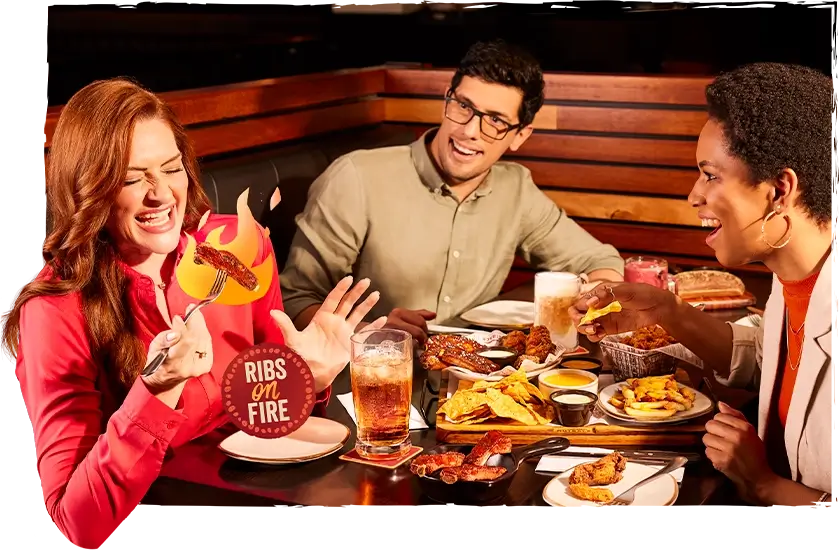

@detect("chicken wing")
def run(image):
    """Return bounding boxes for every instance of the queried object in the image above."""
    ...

[525,325,557,362]
[569,452,627,486]
[501,330,527,356]
[568,483,614,503]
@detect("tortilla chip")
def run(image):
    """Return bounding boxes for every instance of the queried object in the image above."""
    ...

[484,388,539,426]
[441,367,552,425]
[439,391,488,419]
[579,300,622,326]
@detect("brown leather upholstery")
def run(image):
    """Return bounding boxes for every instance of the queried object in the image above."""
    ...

[198,125,418,269]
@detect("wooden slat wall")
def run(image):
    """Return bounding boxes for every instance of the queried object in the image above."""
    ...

[43,66,771,303]
[44,68,388,155]
[382,68,770,290]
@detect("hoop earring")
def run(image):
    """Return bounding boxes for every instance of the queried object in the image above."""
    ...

[760,207,792,249]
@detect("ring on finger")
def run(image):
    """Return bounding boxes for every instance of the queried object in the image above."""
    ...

[195,351,207,359]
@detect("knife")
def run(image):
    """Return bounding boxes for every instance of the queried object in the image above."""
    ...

[557,450,702,463]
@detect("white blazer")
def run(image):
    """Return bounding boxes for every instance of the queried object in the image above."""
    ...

[724,252,832,494]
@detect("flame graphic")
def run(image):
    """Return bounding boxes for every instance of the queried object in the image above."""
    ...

[175,189,274,306]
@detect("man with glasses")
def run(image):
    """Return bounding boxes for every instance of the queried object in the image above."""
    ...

[280,40,624,342]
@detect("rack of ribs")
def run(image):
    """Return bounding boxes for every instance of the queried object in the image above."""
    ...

[194,242,259,291]
[437,348,497,375]
[409,452,465,477]
[464,430,512,466]
[439,464,507,484]
[424,334,486,355]
[419,334,495,374]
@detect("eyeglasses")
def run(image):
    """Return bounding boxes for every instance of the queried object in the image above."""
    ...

[443,94,523,140]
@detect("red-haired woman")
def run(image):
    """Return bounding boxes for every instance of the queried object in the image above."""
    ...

[2,78,387,549]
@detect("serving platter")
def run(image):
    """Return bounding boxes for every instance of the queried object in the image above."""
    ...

[435,372,707,447]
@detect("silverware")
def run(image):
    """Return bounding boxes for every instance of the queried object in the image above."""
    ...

[535,457,671,475]
[601,456,688,506]
[702,376,720,412]
[559,450,701,463]
[141,270,228,377]
[749,313,762,326]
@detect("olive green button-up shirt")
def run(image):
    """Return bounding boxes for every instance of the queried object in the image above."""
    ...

[279,129,624,323]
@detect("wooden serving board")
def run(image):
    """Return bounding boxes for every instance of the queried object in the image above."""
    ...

[435,372,709,447]
[686,291,756,311]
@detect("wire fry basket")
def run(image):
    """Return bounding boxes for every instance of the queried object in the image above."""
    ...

[599,332,681,382]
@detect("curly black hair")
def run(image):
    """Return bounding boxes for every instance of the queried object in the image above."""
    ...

[705,62,833,227]
[449,39,545,128]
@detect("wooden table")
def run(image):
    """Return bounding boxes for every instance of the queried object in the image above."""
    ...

[141,282,755,507]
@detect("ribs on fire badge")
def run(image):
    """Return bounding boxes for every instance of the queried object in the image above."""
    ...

[223,343,315,438]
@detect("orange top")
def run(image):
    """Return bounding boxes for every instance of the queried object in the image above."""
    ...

[777,270,820,427]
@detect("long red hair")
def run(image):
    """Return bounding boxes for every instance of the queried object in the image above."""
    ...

[2,77,211,386]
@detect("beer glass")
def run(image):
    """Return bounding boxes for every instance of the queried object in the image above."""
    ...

[350,328,413,459]
[534,272,582,351]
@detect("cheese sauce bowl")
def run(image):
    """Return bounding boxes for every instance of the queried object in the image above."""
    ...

[558,356,603,377]
[538,368,599,399]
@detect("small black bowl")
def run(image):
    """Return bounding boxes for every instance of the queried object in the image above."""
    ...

[549,389,598,427]
[558,356,603,377]
[476,346,519,367]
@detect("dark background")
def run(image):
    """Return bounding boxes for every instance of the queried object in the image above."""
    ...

[48,2,834,105]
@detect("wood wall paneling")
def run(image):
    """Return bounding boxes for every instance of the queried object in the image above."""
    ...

[383,97,706,137]
[44,68,385,148]
[516,133,697,167]
[545,190,700,226]
[385,68,712,105]
[187,99,384,158]
[578,221,714,258]
[519,160,697,197]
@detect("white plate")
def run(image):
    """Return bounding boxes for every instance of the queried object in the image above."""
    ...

[598,381,713,425]
[543,461,679,507]
[218,416,350,464]
[427,324,491,336]
[734,314,761,327]
[459,300,534,329]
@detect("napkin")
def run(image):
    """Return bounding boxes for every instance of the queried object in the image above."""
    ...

[535,446,686,483]
[336,393,429,430]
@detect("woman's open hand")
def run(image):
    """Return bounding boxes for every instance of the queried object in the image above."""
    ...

[270,276,386,393]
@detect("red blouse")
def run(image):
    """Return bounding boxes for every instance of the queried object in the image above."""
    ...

[14,214,330,549]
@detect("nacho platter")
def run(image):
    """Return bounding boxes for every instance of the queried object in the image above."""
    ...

[434,369,708,447]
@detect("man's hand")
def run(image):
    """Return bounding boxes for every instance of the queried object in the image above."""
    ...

[384,308,436,345]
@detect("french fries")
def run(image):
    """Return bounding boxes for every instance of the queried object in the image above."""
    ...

[609,375,696,420]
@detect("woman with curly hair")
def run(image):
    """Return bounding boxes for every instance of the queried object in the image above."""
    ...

[571,63,832,506]
[2,78,387,548]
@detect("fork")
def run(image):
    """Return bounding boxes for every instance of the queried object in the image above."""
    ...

[141,270,228,377]
[600,456,688,506]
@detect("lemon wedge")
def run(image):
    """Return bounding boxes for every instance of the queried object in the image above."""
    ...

[578,301,622,327]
